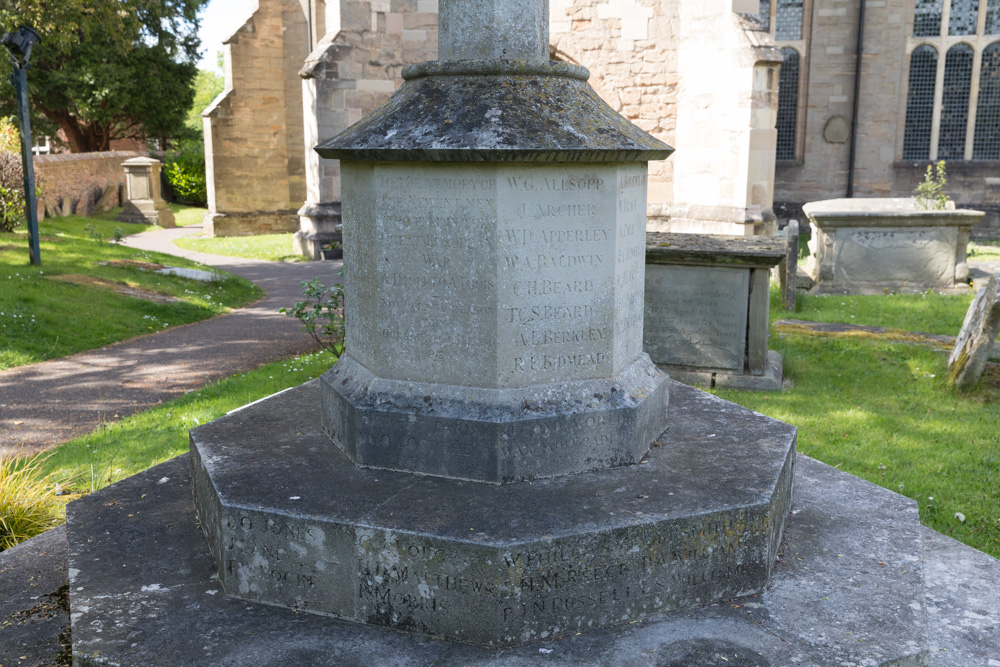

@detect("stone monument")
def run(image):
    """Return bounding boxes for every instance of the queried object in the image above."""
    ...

[187,0,795,647]
[115,156,175,227]
[644,232,785,390]
[948,272,1000,391]
[801,198,983,294]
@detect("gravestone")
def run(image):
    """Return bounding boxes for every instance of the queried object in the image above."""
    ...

[948,272,1000,390]
[116,156,175,227]
[188,0,795,647]
[644,233,784,391]
[802,198,982,293]
[779,219,799,310]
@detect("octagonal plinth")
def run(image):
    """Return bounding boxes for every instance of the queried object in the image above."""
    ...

[322,354,669,483]
[190,380,796,648]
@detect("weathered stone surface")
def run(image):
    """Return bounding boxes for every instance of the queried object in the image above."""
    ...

[322,355,669,483]
[321,160,667,482]
[63,424,1000,665]
[93,184,118,213]
[645,264,749,371]
[643,233,784,388]
[669,350,784,392]
[947,272,1000,390]
[780,220,799,310]
[0,526,68,667]
[115,157,175,228]
[645,232,786,266]
[802,198,983,293]
[316,61,673,163]
[188,380,794,646]
[921,526,1000,665]
[438,0,548,61]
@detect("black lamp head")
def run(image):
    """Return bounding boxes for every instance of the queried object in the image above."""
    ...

[2,25,41,64]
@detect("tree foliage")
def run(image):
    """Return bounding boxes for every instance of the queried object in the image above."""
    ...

[0,0,208,152]
[186,65,224,134]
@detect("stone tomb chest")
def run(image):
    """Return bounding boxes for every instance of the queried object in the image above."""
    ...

[644,233,784,390]
[802,198,983,293]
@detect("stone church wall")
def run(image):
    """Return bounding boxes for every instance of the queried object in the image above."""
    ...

[203,0,310,236]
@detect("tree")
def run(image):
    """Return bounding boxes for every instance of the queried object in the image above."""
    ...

[186,59,224,135]
[0,0,208,153]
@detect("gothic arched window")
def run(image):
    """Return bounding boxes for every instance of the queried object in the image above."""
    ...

[775,0,804,40]
[938,44,975,159]
[949,0,981,35]
[914,0,944,37]
[903,45,939,159]
[973,42,1000,159]
[776,48,800,160]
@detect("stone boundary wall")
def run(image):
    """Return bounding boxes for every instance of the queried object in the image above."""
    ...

[33,151,142,219]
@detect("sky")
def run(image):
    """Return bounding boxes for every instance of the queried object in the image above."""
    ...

[197,0,257,70]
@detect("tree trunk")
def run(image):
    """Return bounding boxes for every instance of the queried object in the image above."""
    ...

[38,106,110,153]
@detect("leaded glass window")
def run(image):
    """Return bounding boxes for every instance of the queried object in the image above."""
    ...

[938,44,975,159]
[973,43,1000,159]
[775,0,803,40]
[903,45,939,159]
[949,0,980,35]
[759,0,772,31]
[777,48,800,160]
[987,0,1000,33]
[914,0,944,37]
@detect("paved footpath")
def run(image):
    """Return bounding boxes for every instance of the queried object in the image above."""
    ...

[0,225,341,457]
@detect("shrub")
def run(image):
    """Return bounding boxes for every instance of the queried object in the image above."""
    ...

[0,116,19,153]
[163,140,207,207]
[0,455,61,551]
[915,160,949,211]
[280,275,346,357]
[0,151,27,232]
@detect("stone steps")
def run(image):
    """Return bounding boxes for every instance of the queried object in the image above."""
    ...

[55,381,1000,666]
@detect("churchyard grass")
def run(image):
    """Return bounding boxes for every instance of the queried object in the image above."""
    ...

[170,203,205,227]
[0,216,262,370]
[35,349,336,502]
[968,239,1000,260]
[713,287,999,558]
[784,289,974,336]
[173,231,303,262]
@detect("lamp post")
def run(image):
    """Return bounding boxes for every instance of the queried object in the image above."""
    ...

[2,25,42,265]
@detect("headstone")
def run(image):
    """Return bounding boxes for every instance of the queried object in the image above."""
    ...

[781,219,799,310]
[94,184,118,213]
[189,0,795,648]
[116,157,175,227]
[948,273,1000,390]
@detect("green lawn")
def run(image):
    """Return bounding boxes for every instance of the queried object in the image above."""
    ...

[0,215,262,370]
[712,287,999,558]
[5,273,998,560]
[170,203,205,227]
[969,239,1000,261]
[780,289,974,336]
[174,232,303,262]
[38,349,336,496]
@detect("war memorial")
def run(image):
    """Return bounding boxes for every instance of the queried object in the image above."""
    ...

[46,1,1000,664]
